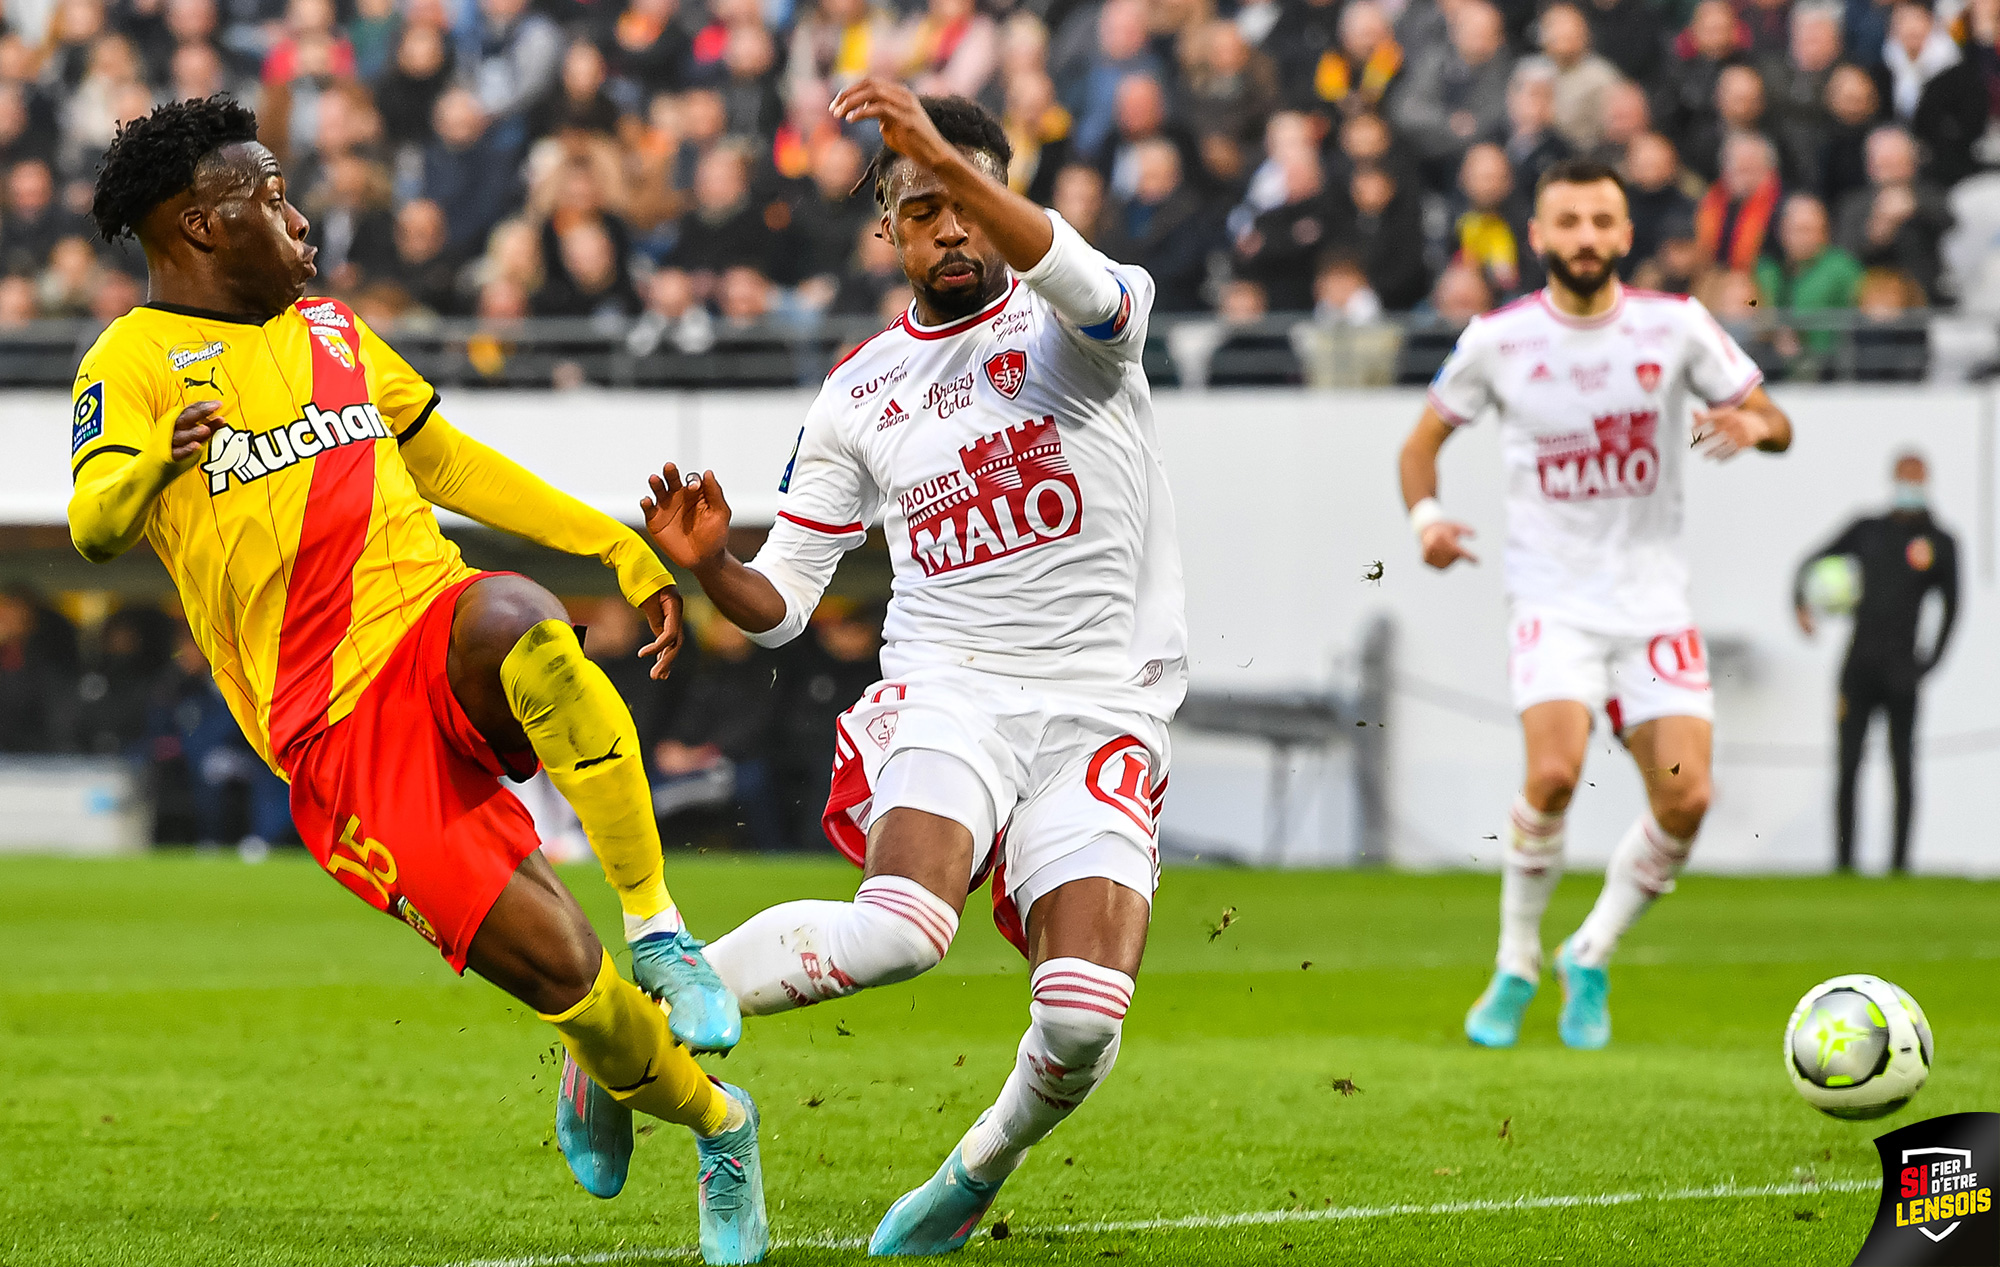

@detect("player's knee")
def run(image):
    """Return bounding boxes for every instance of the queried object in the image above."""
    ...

[1655,774,1711,837]
[462,575,570,667]
[1034,1001,1123,1074]
[1524,761,1579,809]
[1028,959,1134,1073]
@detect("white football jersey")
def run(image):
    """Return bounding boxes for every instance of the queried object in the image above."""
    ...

[748,230,1187,713]
[1426,286,1762,636]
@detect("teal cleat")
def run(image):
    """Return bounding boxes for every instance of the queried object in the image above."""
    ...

[696,1082,768,1266]
[555,1052,632,1199]
[631,930,742,1054]
[1464,971,1538,1048]
[1554,940,1611,1049]
[869,1138,1004,1257]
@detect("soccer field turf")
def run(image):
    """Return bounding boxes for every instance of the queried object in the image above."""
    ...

[3,856,1994,1266]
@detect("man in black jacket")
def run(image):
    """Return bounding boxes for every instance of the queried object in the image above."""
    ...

[1795,452,1960,873]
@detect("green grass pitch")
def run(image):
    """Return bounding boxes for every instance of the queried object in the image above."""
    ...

[3,855,1995,1266]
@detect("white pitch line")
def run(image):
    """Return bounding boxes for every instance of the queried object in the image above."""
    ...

[405,1177,1877,1267]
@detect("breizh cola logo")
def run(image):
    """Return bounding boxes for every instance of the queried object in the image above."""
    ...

[201,401,391,493]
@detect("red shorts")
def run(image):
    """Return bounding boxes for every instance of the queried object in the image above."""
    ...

[287,572,543,973]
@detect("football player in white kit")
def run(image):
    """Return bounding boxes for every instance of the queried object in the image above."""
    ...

[638,82,1184,1255]
[1398,159,1793,1051]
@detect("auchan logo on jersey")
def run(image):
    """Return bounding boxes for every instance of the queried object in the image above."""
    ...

[902,415,1082,576]
[200,401,390,493]
[1535,410,1660,501]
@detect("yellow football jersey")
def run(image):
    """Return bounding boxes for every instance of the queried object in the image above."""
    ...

[70,298,475,774]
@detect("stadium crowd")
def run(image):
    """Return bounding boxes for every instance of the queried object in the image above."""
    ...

[0,581,880,849]
[0,0,1994,337]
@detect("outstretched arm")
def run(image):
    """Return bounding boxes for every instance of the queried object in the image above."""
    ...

[70,400,221,563]
[400,415,684,671]
[641,464,790,635]
[1399,407,1479,569]
[1693,384,1792,458]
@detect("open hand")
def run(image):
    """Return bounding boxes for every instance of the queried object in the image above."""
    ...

[1692,404,1776,460]
[641,463,734,571]
[169,400,224,463]
[1420,520,1479,569]
[636,585,684,680]
[831,77,954,169]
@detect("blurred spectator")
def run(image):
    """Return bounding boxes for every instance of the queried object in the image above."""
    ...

[719,22,783,139]
[1451,142,1531,295]
[898,0,996,99]
[613,0,695,98]
[3,160,86,277]
[1430,260,1496,322]
[1099,73,1195,198]
[830,217,906,315]
[1683,64,1792,185]
[40,235,103,317]
[1834,124,1952,299]
[1852,265,1930,378]
[1003,69,1076,205]
[0,586,72,753]
[346,0,397,80]
[1264,0,1344,109]
[305,152,397,292]
[1696,131,1784,273]
[790,134,871,304]
[1587,77,1649,167]
[1100,137,1211,312]
[1209,276,1303,385]
[1393,0,1512,178]
[770,600,882,850]
[171,42,230,101]
[1820,62,1884,206]
[534,220,640,317]
[1184,22,1278,167]
[70,604,175,757]
[261,0,352,86]
[0,83,57,172]
[392,198,465,315]
[1531,3,1622,153]
[1505,61,1573,191]
[531,39,623,140]
[61,34,152,178]
[652,607,784,851]
[1699,266,1790,377]
[1313,251,1383,322]
[1349,161,1431,309]
[1624,131,1697,276]
[1583,0,1667,84]
[377,20,455,149]
[1766,5,1844,173]
[788,0,890,96]
[716,263,774,325]
[1757,193,1863,373]
[667,145,782,289]
[1874,0,1984,187]
[1659,0,1743,148]
[1066,0,1165,161]
[631,265,718,352]
[1234,145,1338,310]
[1051,161,1110,244]
[423,88,524,255]
[147,627,292,847]
[1303,1,1402,122]
[0,275,40,325]
[1632,208,1705,292]
[1740,0,1794,59]
[470,0,563,126]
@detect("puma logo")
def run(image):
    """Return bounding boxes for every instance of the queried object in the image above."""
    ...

[607,1060,658,1093]
[183,370,220,390]
[575,740,621,770]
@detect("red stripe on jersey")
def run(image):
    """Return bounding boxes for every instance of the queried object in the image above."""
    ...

[778,510,865,536]
[270,300,377,768]
[895,281,1019,340]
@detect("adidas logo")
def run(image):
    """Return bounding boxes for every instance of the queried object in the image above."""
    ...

[876,398,909,431]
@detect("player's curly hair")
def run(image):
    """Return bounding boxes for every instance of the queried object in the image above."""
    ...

[862,95,1013,210]
[91,95,261,243]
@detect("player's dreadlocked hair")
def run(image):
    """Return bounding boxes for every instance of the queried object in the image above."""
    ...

[91,95,260,243]
[861,95,1013,210]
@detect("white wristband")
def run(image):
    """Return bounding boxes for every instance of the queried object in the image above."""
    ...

[1409,497,1448,538]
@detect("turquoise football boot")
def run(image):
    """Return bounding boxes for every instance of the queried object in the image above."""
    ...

[631,929,742,1054]
[696,1082,768,1266]
[555,1051,632,1199]
[869,1136,1004,1256]
[1554,940,1611,1050]
[1464,971,1538,1048]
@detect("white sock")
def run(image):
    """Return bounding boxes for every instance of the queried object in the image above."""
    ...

[703,876,957,1015]
[622,905,686,942]
[1568,814,1693,969]
[1497,795,1565,980]
[959,958,1133,1184]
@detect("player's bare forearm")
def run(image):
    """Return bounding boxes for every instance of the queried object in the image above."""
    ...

[1399,409,1452,509]
[832,77,1055,273]
[1694,386,1790,459]
[1747,389,1792,452]
[691,551,789,635]
[641,464,787,634]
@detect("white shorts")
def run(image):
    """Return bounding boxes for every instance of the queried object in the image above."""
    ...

[822,670,1169,949]
[1507,607,1714,733]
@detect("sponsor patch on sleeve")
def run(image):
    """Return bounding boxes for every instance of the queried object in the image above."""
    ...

[1078,274,1132,341]
[778,426,803,492]
[71,381,104,455]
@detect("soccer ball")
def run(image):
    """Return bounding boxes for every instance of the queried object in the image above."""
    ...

[1784,974,1932,1120]
[1802,554,1863,616]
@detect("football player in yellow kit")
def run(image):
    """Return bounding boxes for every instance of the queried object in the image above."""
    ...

[65,97,766,1264]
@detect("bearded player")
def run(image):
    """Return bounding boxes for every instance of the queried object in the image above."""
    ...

[67,98,765,1263]
[1399,159,1793,1051]
[638,81,1183,1255]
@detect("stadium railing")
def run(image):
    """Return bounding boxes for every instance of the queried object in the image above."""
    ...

[0,309,1964,390]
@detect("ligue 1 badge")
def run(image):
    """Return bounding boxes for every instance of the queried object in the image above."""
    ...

[1850,1112,1998,1266]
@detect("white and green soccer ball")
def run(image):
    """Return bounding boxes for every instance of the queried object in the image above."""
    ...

[1803,554,1864,616]
[1784,974,1933,1120]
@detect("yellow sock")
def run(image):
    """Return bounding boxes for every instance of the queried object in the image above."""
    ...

[500,619,674,921]
[541,951,732,1133]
